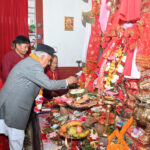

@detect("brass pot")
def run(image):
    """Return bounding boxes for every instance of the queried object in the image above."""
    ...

[133,100,150,145]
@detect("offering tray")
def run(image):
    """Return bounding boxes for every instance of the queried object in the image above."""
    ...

[103,96,119,105]
[69,88,85,98]
[67,98,98,109]
[59,130,83,140]
[59,121,90,139]
[67,91,98,109]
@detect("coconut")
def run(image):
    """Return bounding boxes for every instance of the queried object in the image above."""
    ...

[69,89,85,98]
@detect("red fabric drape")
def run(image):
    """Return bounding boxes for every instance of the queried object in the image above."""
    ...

[0,0,28,68]
[0,78,3,89]
[0,135,9,150]
[119,0,141,22]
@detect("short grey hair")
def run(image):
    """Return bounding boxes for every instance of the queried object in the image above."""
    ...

[33,51,49,57]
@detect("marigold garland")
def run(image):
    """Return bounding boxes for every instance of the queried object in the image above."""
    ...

[103,49,127,90]
[107,116,133,150]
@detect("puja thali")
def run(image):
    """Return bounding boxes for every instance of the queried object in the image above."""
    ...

[59,121,90,139]
[67,92,98,109]
[67,99,98,109]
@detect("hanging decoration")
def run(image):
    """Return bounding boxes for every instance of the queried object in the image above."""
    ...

[79,0,101,92]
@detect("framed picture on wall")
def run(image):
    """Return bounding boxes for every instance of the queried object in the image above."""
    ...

[64,17,74,31]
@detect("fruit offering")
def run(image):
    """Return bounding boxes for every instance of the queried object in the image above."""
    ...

[59,120,90,139]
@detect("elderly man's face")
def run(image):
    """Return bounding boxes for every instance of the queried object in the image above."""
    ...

[39,55,52,68]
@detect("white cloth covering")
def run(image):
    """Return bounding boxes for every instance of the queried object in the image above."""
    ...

[82,23,92,63]
[81,0,92,63]
[0,119,25,150]
[125,48,141,79]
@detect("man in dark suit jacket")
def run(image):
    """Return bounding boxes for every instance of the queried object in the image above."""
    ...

[0,43,77,150]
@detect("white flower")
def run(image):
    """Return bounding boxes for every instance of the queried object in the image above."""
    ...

[117,65,124,73]
[107,62,111,66]
[111,74,119,83]
[104,77,107,81]
[104,84,113,89]
[111,79,115,83]
[122,55,127,62]
[105,65,110,71]
[116,58,119,61]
